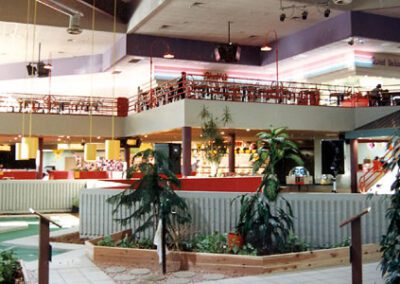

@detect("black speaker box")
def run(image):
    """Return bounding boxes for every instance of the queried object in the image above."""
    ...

[154,143,181,174]
[321,140,344,176]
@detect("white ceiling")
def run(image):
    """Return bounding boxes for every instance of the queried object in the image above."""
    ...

[0,21,124,65]
[133,0,342,46]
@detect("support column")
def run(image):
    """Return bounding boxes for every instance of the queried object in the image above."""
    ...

[182,127,192,176]
[38,137,44,179]
[350,139,359,193]
[228,133,236,174]
[124,144,130,169]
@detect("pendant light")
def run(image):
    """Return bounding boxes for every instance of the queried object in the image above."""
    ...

[84,0,97,161]
[21,0,39,160]
[105,0,120,160]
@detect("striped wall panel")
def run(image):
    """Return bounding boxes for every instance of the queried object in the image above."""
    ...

[0,180,87,213]
[80,189,390,246]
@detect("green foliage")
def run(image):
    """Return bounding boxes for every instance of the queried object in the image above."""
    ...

[193,232,227,254]
[236,127,303,255]
[107,149,191,250]
[281,233,310,253]
[380,133,400,284]
[0,249,21,284]
[97,236,115,247]
[199,106,232,166]
[230,243,257,256]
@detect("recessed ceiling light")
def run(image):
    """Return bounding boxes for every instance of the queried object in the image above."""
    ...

[112,70,122,75]
[246,129,250,132]
[144,135,148,138]
[58,51,66,54]
[220,131,225,135]
[97,136,101,139]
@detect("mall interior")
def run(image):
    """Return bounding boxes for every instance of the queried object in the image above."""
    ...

[0,0,398,192]
[0,1,400,283]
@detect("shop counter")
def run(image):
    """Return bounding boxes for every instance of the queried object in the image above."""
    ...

[0,171,38,180]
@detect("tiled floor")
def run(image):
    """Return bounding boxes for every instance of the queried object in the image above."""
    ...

[201,262,384,284]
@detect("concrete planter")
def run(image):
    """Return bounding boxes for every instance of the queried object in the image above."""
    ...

[86,230,381,276]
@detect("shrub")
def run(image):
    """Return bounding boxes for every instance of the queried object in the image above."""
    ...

[0,250,21,284]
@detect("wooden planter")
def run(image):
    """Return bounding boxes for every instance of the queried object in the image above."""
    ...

[86,230,381,276]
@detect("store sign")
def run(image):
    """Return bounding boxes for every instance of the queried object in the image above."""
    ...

[372,53,400,68]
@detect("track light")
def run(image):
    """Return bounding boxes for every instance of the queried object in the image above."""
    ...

[280,13,286,22]
[67,13,82,35]
[302,10,308,20]
[26,63,37,76]
[324,8,331,17]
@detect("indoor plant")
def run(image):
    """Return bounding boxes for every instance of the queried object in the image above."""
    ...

[236,127,303,255]
[199,105,232,177]
[107,149,191,250]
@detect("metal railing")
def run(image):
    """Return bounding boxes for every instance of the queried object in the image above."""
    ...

[127,75,400,113]
[1,76,400,117]
[0,93,118,116]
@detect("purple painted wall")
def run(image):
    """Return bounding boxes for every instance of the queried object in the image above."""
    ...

[261,12,352,65]
[126,34,260,66]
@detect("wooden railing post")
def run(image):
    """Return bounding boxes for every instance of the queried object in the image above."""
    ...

[339,207,371,284]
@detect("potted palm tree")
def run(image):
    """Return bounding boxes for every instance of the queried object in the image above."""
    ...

[199,106,232,177]
[107,149,191,249]
[235,127,303,255]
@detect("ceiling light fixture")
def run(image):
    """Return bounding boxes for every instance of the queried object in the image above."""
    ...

[214,21,241,63]
[36,0,84,35]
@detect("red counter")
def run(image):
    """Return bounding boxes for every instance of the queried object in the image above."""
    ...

[0,171,38,180]
[74,171,110,179]
[102,176,262,192]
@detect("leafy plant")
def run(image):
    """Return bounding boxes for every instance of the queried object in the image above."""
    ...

[199,106,232,173]
[97,236,115,247]
[380,132,400,284]
[119,234,134,248]
[236,127,303,255]
[193,232,227,254]
[108,149,191,250]
[0,249,21,284]
[281,233,310,253]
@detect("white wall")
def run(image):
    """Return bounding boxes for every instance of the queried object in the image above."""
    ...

[0,113,124,137]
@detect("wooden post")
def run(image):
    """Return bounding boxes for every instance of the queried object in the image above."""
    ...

[39,217,50,284]
[350,139,359,193]
[228,133,235,175]
[339,207,371,284]
[29,209,62,284]
[182,127,192,177]
[38,137,44,179]
[161,216,167,274]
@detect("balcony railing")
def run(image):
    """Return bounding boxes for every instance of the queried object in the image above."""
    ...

[128,74,400,113]
[1,75,400,117]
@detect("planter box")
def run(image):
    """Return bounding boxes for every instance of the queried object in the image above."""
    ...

[86,230,381,275]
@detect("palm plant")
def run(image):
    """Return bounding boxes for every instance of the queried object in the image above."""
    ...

[380,132,400,284]
[108,149,191,249]
[199,105,232,175]
[236,127,303,255]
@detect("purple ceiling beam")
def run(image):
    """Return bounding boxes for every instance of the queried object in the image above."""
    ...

[351,11,400,42]
[261,12,352,65]
[126,34,260,66]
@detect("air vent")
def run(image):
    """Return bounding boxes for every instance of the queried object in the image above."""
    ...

[128,58,141,63]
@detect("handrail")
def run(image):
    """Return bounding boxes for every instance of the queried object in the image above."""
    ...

[358,147,393,193]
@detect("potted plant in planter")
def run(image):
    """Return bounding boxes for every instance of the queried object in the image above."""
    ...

[107,149,191,250]
[236,127,303,255]
[71,197,79,213]
[380,132,400,284]
[199,106,232,177]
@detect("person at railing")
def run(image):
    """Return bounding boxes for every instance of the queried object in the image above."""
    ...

[369,84,382,106]
[372,156,383,171]
[177,71,187,100]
